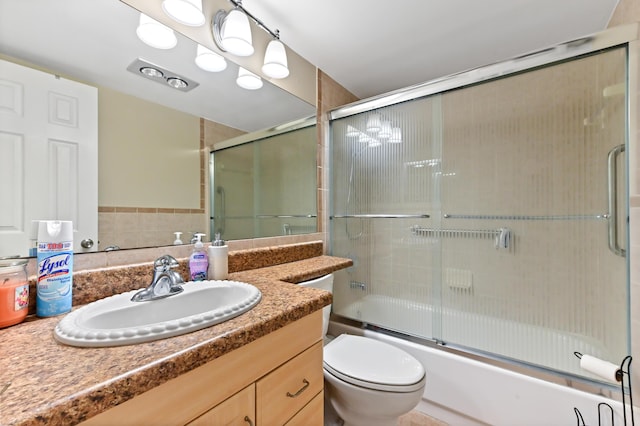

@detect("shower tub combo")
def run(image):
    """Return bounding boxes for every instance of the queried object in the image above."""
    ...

[329,23,638,424]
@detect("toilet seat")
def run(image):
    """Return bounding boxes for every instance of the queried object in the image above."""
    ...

[323,334,426,392]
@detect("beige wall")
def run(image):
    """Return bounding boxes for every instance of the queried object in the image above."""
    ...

[98,87,200,208]
[97,88,205,250]
[317,70,359,244]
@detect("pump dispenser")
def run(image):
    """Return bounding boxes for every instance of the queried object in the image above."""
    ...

[173,232,183,245]
[207,233,228,280]
[189,233,208,281]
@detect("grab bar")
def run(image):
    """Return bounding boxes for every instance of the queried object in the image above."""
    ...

[443,214,608,220]
[256,214,317,218]
[332,214,430,219]
[607,144,626,257]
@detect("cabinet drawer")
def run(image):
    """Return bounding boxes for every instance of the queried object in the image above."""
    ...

[188,384,255,425]
[256,342,323,425]
[285,390,323,426]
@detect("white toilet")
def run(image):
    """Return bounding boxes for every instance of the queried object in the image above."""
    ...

[298,274,426,426]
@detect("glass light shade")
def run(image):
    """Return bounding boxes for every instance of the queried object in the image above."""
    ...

[368,139,382,148]
[221,9,254,56]
[195,45,227,72]
[237,67,262,90]
[389,127,403,143]
[346,125,359,137]
[262,39,289,79]
[379,121,392,139]
[162,0,205,26]
[136,13,177,49]
[366,113,381,133]
[358,134,372,144]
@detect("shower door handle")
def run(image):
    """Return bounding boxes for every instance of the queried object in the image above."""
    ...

[607,144,625,257]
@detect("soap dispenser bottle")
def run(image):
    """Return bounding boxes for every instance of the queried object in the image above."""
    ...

[173,232,183,245]
[207,233,228,280]
[189,233,208,281]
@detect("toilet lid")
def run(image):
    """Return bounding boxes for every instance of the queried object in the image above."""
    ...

[323,334,426,392]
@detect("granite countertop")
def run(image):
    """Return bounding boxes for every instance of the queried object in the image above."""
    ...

[0,254,351,426]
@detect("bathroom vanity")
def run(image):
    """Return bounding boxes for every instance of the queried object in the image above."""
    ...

[82,311,324,425]
[0,242,350,426]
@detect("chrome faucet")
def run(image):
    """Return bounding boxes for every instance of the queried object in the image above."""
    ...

[131,255,184,302]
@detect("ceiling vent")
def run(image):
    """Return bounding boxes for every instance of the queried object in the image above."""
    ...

[126,58,199,92]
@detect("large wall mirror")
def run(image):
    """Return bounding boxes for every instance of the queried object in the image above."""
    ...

[212,118,317,241]
[0,0,317,258]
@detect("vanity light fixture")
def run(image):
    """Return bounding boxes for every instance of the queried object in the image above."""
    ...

[162,0,205,27]
[136,13,177,49]
[262,31,289,79]
[213,4,254,56]
[378,121,392,139]
[195,44,227,72]
[345,118,403,145]
[212,0,290,83]
[389,127,403,143]
[366,114,382,133]
[346,125,360,137]
[237,67,263,90]
[127,58,199,92]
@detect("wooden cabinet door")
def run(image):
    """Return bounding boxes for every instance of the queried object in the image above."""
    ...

[188,384,255,426]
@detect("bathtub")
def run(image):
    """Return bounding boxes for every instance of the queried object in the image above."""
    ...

[330,295,634,425]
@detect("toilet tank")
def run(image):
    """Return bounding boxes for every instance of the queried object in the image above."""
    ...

[297,274,333,337]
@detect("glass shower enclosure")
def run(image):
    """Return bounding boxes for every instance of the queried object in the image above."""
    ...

[330,26,631,381]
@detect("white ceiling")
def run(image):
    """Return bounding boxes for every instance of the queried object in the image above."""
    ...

[0,0,620,131]
[243,0,620,99]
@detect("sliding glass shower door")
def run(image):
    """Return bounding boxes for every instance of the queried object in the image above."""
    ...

[330,44,629,380]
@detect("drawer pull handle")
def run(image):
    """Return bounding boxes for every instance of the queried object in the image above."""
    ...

[286,378,310,398]
[244,415,254,426]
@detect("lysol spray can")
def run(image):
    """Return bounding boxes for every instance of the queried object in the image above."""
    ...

[36,220,73,317]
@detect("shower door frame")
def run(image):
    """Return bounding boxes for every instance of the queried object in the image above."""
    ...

[328,22,640,392]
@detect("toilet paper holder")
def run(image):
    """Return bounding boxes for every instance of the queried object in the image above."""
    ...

[573,352,634,426]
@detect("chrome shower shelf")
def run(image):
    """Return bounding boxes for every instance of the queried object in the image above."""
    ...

[410,226,502,239]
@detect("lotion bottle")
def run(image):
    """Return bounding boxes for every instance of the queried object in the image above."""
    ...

[189,233,208,281]
[207,233,228,280]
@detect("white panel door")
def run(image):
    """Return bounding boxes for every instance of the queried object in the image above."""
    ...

[0,59,98,256]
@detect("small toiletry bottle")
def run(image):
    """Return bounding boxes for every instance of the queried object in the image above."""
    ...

[207,233,228,280]
[189,233,208,281]
[173,232,183,245]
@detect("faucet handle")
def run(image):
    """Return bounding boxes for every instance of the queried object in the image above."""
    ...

[154,255,179,271]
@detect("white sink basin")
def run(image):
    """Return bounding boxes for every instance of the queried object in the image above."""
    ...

[54,280,262,347]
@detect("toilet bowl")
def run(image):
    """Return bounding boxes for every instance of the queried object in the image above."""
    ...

[298,274,426,426]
